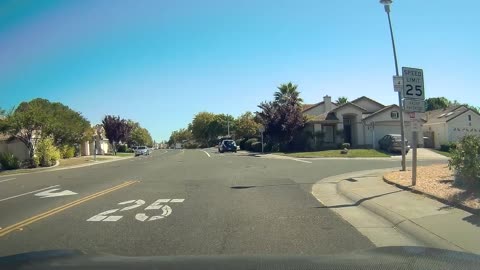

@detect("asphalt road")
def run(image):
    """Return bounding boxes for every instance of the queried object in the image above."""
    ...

[0,149,445,257]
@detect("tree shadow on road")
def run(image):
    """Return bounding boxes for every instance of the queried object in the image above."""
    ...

[314,190,404,209]
[463,215,480,227]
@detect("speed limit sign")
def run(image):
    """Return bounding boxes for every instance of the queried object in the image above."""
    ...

[402,67,424,100]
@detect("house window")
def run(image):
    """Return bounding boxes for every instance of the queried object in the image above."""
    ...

[391,111,399,119]
[323,125,334,143]
[468,115,472,121]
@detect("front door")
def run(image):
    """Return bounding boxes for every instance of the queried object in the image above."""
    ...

[344,125,352,145]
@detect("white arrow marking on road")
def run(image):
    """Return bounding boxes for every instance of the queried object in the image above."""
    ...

[34,188,77,198]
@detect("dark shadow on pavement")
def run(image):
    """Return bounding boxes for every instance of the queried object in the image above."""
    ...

[314,190,404,209]
[463,215,480,227]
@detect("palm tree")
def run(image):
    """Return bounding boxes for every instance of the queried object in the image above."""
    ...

[335,96,348,105]
[274,82,303,105]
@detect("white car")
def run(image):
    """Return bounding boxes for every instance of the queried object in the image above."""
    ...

[134,146,151,156]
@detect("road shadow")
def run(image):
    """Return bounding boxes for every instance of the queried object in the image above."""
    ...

[314,189,404,209]
[463,215,480,227]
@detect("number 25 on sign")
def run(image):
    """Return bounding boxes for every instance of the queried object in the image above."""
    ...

[402,67,424,100]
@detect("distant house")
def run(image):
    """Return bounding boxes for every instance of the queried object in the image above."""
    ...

[422,106,480,149]
[302,95,423,149]
[80,125,113,156]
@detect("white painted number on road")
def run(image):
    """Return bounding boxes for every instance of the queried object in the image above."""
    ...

[34,188,77,198]
[87,199,185,222]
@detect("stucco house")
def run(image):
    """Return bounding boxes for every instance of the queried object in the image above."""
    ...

[422,106,480,149]
[0,134,29,161]
[303,95,423,149]
[80,125,113,156]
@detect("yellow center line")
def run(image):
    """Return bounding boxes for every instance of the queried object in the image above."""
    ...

[0,180,139,237]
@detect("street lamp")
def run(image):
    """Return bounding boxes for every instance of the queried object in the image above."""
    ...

[380,0,407,171]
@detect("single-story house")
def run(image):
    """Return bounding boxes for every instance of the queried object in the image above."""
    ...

[422,106,480,149]
[303,95,423,149]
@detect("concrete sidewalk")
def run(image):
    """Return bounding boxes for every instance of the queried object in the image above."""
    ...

[312,169,480,254]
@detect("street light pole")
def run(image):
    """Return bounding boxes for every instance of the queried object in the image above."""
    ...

[380,0,407,171]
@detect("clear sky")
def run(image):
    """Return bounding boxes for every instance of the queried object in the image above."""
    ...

[1,0,478,141]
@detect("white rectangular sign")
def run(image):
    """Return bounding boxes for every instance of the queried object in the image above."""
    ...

[404,98,425,113]
[393,76,403,92]
[402,67,424,100]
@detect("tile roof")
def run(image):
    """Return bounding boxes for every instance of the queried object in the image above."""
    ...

[302,101,338,113]
[362,104,398,120]
[331,102,367,112]
[425,106,471,124]
[350,96,385,108]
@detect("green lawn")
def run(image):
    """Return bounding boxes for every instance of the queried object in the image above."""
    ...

[283,149,390,158]
[432,149,452,158]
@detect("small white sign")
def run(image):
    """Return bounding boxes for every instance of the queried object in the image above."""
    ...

[259,125,265,133]
[402,67,425,100]
[404,98,425,113]
[393,76,403,92]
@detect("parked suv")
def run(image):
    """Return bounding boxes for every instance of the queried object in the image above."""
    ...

[379,134,410,153]
[134,146,151,156]
[218,140,237,153]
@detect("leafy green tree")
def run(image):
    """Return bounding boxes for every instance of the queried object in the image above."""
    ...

[0,99,90,159]
[190,112,216,146]
[168,128,193,145]
[235,112,260,139]
[335,96,348,105]
[425,97,451,111]
[130,127,153,147]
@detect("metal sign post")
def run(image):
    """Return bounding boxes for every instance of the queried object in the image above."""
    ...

[402,67,425,186]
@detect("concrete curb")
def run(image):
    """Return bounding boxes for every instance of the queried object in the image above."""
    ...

[337,177,463,252]
[382,176,479,215]
[0,156,133,177]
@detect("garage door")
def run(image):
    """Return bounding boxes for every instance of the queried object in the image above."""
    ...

[373,122,401,149]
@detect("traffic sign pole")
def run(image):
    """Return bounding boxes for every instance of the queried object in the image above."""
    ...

[403,67,425,186]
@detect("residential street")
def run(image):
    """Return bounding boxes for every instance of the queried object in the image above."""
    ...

[0,149,446,257]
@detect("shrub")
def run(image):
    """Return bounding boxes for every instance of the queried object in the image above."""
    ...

[251,142,263,152]
[245,138,259,151]
[183,142,199,149]
[60,145,75,159]
[0,152,20,170]
[440,144,450,152]
[21,157,39,168]
[117,144,128,153]
[237,138,248,150]
[440,142,458,152]
[339,143,350,149]
[448,135,480,186]
[36,137,61,167]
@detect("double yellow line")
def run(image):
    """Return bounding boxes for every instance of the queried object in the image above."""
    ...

[0,180,138,237]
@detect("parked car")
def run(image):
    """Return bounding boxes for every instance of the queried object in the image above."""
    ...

[134,146,151,156]
[218,140,237,153]
[379,134,410,153]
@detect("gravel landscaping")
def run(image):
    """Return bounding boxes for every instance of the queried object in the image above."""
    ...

[383,164,480,210]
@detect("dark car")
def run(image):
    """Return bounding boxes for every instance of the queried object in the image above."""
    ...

[379,134,410,153]
[218,140,237,153]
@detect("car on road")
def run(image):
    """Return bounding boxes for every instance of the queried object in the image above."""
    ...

[378,134,410,153]
[134,146,151,156]
[218,140,237,153]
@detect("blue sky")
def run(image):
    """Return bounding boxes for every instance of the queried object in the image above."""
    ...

[1,0,478,141]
